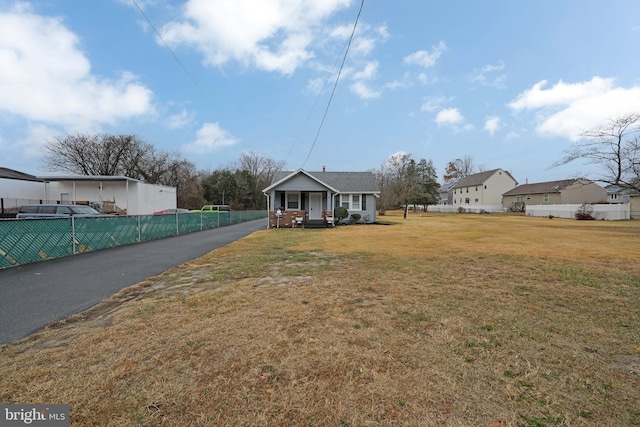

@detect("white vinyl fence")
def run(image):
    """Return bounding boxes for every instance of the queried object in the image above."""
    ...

[426,204,505,213]
[525,204,630,220]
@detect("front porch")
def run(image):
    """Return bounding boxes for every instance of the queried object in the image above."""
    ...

[268,209,335,229]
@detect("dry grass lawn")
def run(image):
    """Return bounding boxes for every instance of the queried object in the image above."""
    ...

[1,211,639,426]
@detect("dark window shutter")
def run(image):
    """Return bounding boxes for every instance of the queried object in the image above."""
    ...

[362,194,366,210]
[280,193,285,209]
[301,193,306,210]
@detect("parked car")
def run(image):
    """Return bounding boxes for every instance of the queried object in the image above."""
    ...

[16,204,103,218]
[153,208,192,215]
[190,205,230,213]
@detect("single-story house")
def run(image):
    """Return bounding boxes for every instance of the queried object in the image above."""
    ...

[451,168,518,208]
[0,167,176,216]
[502,178,607,210]
[262,168,379,227]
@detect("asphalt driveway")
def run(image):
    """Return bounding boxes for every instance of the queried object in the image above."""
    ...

[0,219,267,344]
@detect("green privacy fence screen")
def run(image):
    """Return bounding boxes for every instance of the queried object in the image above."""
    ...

[0,211,267,269]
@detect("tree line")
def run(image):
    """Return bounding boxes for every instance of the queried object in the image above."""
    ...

[43,113,640,211]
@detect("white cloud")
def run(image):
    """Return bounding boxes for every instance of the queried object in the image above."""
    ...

[182,123,239,153]
[436,108,464,126]
[484,116,502,136]
[435,108,474,131]
[350,81,380,99]
[470,61,506,87]
[306,77,325,95]
[160,0,352,75]
[509,77,640,140]
[420,96,449,113]
[0,4,155,131]
[167,110,194,129]
[404,41,447,68]
[384,72,413,90]
[352,61,378,80]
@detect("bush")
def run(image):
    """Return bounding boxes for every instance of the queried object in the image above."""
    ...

[575,203,595,220]
[350,213,362,223]
[334,206,349,223]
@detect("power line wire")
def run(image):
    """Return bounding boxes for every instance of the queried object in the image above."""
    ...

[301,0,365,169]
[130,0,223,120]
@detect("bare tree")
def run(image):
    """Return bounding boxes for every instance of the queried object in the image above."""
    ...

[43,133,198,205]
[443,154,476,183]
[237,151,285,186]
[552,113,640,190]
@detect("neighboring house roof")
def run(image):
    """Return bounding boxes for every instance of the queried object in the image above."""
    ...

[451,168,517,188]
[606,184,640,196]
[0,167,43,182]
[37,175,143,183]
[503,179,579,196]
[264,169,379,194]
[439,181,456,193]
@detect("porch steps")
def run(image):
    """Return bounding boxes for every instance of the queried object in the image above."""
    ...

[303,220,330,229]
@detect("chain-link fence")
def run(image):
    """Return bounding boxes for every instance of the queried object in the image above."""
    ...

[0,211,267,269]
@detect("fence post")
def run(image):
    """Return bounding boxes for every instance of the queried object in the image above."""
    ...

[71,216,77,255]
[137,215,141,243]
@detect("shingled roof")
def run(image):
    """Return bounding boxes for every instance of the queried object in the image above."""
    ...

[451,168,516,188]
[267,169,379,193]
[502,179,579,196]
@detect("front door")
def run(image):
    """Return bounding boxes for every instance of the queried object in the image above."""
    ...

[309,193,322,220]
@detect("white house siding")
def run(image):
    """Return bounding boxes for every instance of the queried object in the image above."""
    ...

[452,169,517,206]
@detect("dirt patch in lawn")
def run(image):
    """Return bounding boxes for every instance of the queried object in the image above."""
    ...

[1,211,639,426]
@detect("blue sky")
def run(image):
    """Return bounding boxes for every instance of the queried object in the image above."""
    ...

[2,0,640,184]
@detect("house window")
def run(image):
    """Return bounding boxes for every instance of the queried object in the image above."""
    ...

[484,185,487,189]
[475,186,478,191]
[544,193,549,203]
[526,195,531,200]
[466,188,469,193]
[475,198,478,203]
[465,198,470,204]
[340,194,361,210]
[286,192,300,210]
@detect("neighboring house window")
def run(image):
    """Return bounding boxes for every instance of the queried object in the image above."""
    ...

[526,195,531,200]
[544,193,549,202]
[340,194,361,210]
[475,198,478,203]
[465,198,470,204]
[286,192,300,210]
[466,188,469,193]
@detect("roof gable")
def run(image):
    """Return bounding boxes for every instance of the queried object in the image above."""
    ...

[264,169,379,193]
[452,168,516,188]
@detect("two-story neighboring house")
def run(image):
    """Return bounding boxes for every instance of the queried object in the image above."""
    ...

[451,168,517,209]
[503,178,607,211]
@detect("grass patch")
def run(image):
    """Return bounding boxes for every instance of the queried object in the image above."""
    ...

[1,211,639,426]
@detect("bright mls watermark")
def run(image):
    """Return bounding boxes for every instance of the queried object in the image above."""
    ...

[1,405,69,426]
